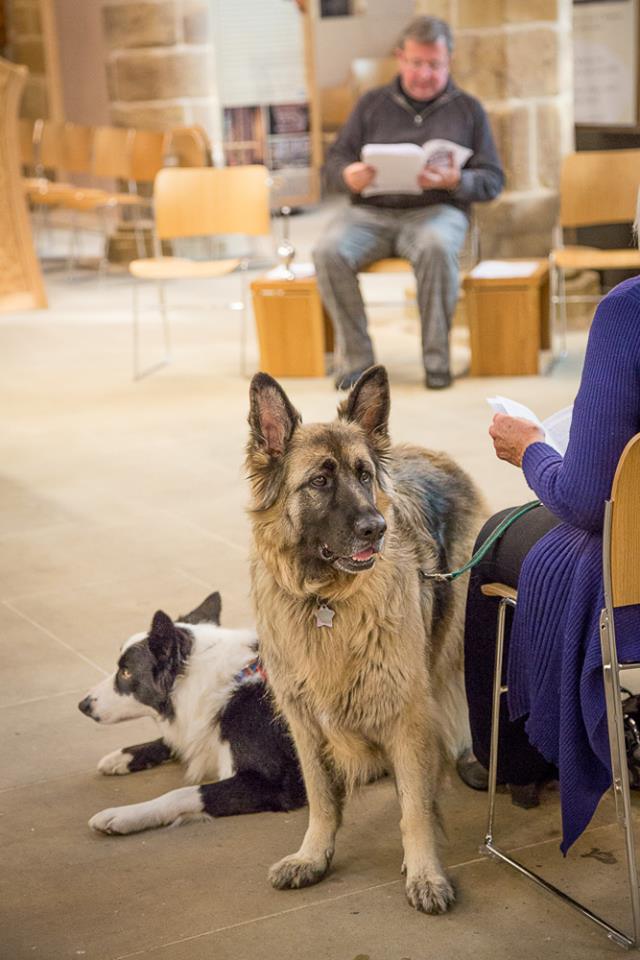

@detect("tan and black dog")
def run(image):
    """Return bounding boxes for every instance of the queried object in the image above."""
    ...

[246,365,484,914]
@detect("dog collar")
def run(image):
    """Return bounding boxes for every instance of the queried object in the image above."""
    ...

[234,657,267,685]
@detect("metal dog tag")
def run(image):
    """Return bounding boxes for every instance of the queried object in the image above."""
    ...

[315,603,335,629]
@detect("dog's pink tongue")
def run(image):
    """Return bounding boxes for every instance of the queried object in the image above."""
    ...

[352,547,375,562]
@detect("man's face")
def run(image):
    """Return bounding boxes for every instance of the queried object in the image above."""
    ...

[396,37,450,101]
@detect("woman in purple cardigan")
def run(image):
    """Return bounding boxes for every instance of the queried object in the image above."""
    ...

[461,273,640,852]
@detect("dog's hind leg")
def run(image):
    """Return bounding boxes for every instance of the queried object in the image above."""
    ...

[268,711,344,891]
[97,738,173,776]
[386,709,455,915]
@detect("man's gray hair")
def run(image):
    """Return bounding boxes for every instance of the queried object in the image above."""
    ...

[396,16,453,54]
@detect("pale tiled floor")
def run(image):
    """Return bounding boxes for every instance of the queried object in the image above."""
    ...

[1,202,637,959]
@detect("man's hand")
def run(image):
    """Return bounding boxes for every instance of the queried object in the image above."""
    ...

[489,414,544,468]
[418,152,461,191]
[342,162,376,194]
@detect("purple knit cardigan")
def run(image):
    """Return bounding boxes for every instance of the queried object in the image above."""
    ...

[508,275,640,853]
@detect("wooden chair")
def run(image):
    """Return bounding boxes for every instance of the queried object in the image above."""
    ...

[128,164,272,379]
[550,150,640,354]
[166,124,212,167]
[480,433,640,949]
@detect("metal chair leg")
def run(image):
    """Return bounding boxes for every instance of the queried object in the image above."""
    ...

[481,593,637,949]
[600,607,640,946]
[132,280,172,381]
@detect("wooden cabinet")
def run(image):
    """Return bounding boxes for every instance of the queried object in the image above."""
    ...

[464,260,550,376]
[251,276,334,377]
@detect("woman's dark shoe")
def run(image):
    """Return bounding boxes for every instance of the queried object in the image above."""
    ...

[508,782,540,809]
[456,749,489,791]
[425,370,452,390]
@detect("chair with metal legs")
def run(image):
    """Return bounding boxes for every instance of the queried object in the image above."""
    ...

[129,165,272,380]
[480,432,640,949]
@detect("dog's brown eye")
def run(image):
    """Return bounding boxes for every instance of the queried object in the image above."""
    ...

[360,470,372,484]
[311,475,327,488]
[120,668,132,680]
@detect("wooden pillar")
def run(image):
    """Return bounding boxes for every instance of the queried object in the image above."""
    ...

[0,56,47,311]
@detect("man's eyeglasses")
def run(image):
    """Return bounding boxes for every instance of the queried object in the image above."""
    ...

[401,57,449,72]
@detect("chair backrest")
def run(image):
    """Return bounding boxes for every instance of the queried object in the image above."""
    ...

[63,122,93,175]
[609,433,640,607]
[349,57,397,96]
[166,125,212,167]
[559,149,640,228]
[18,117,35,166]
[92,125,134,180]
[153,165,271,240]
[130,129,168,182]
[38,119,66,171]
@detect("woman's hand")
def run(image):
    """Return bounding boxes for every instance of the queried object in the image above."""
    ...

[342,162,376,194]
[489,414,544,468]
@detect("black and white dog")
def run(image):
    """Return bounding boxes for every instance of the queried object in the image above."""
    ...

[78,592,306,834]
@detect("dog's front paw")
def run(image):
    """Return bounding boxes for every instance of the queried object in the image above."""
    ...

[89,806,139,835]
[97,749,131,776]
[269,853,330,890]
[405,872,455,914]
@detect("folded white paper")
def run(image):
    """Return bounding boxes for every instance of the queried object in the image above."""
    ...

[487,395,573,455]
[471,260,540,280]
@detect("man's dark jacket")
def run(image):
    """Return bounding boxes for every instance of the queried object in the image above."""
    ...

[324,77,504,215]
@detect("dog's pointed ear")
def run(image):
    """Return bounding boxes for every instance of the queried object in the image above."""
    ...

[248,373,301,458]
[148,610,179,661]
[339,366,390,441]
[179,591,222,626]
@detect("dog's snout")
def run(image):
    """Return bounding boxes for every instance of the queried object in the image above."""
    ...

[78,695,95,718]
[354,513,386,541]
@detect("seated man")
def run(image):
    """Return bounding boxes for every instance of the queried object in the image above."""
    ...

[314,15,504,390]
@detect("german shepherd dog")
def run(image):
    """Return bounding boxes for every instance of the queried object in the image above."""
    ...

[246,365,484,914]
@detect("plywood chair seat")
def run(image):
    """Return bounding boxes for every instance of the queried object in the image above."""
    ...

[129,256,241,281]
[23,176,78,203]
[552,245,640,271]
[360,258,412,274]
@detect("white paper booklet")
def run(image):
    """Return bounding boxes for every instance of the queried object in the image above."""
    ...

[487,395,573,455]
[361,139,473,196]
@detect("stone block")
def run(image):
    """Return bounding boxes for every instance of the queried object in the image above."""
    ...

[488,103,532,191]
[182,1,210,44]
[102,2,178,50]
[535,100,564,189]
[476,189,559,237]
[9,4,42,36]
[111,49,211,101]
[504,28,560,98]
[110,101,188,129]
[12,38,45,74]
[457,0,504,29]
[485,229,554,258]
[453,33,505,101]
[412,0,456,24]
[505,0,562,22]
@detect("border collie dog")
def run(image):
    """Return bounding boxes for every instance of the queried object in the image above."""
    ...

[78,592,305,834]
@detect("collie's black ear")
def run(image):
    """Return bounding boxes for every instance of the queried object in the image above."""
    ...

[179,591,222,626]
[248,372,301,458]
[148,610,180,662]
[340,365,390,441]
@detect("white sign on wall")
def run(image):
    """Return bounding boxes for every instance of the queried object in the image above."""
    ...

[573,0,638,124]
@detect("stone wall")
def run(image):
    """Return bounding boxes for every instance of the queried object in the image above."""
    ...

[5,0,60,118]
[415,0,574,257]
[100,0,220,139]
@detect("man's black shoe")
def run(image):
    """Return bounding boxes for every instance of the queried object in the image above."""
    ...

[334,367,369,390]
[425,370,452,390]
